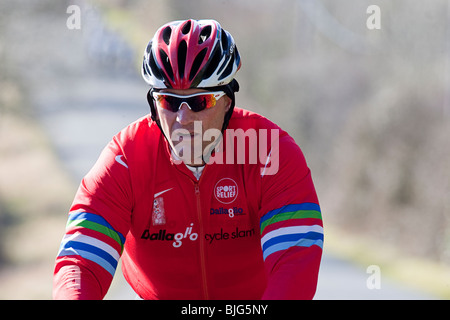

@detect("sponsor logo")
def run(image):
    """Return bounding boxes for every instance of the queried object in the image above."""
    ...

[205,227,255,245]
[141,225,255,247]
[151,188,173,226]
[214,178,238,204]
[115,155,128,168]
[152,197,166,226]
[141,223,198,248]
[154,188,173,198]
[210,207,244,218]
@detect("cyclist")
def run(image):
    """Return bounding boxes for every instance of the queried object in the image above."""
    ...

[53,19,323,299]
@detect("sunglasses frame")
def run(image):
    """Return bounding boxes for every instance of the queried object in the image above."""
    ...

[152,91,227,112]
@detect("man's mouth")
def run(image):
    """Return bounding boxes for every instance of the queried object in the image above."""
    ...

[174,129,200,138]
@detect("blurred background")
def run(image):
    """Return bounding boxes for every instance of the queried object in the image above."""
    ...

[0,0,449,299]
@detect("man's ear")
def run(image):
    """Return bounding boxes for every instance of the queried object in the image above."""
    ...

[224,96,232,112]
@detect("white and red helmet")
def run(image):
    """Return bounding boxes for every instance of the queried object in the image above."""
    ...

[142,19,241,89]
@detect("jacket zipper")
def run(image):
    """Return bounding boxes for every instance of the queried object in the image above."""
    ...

[194,181,209,299]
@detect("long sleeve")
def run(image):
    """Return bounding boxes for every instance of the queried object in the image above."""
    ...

[53,138,132,299]
[259,133,323,299]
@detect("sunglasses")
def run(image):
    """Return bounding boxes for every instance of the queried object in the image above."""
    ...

[152,91,227,112]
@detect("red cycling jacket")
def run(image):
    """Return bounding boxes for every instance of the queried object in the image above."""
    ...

[53,107,323,300]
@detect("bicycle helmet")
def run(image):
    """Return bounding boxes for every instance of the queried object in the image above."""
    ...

[142,19,241,89]
[143,19,241,132]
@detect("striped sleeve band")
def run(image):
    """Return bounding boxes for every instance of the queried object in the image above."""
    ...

[57,212,126,277]
[260,203,323,260]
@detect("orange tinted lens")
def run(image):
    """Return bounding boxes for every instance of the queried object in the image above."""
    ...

[155,93,217,112]
[187,94,216,112]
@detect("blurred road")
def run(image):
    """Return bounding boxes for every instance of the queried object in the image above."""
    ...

[315,252,436,299]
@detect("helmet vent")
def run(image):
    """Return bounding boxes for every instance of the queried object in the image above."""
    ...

[189,48,208,81]
[220,29,228,50]
[162,27,172,45]
[159,49,174,81]
[203,46,222,79]
[178,40,187,79]
[149,51,163,80]
[218,52,236,81]
[199,26,212,44]
[181,20,192,35]
[145,42,152,54]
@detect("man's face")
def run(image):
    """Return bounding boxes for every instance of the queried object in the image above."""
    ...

[155,88,231,166]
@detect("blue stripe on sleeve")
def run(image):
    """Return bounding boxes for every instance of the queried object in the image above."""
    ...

[260,203,321,227]
[68,211,126,245]
[263,239,324,260]
[262,231,323,252]
[58,241,118,277]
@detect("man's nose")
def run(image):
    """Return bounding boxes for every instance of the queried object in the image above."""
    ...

[176,103,196,125]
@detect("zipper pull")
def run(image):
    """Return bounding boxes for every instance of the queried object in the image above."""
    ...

[194,184,200,194]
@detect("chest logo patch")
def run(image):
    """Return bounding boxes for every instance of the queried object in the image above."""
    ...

[152,196,166,226]
[151,188,174,226]
[214,178,238,204]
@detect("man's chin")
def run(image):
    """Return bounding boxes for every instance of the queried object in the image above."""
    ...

[170,143,205,166]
